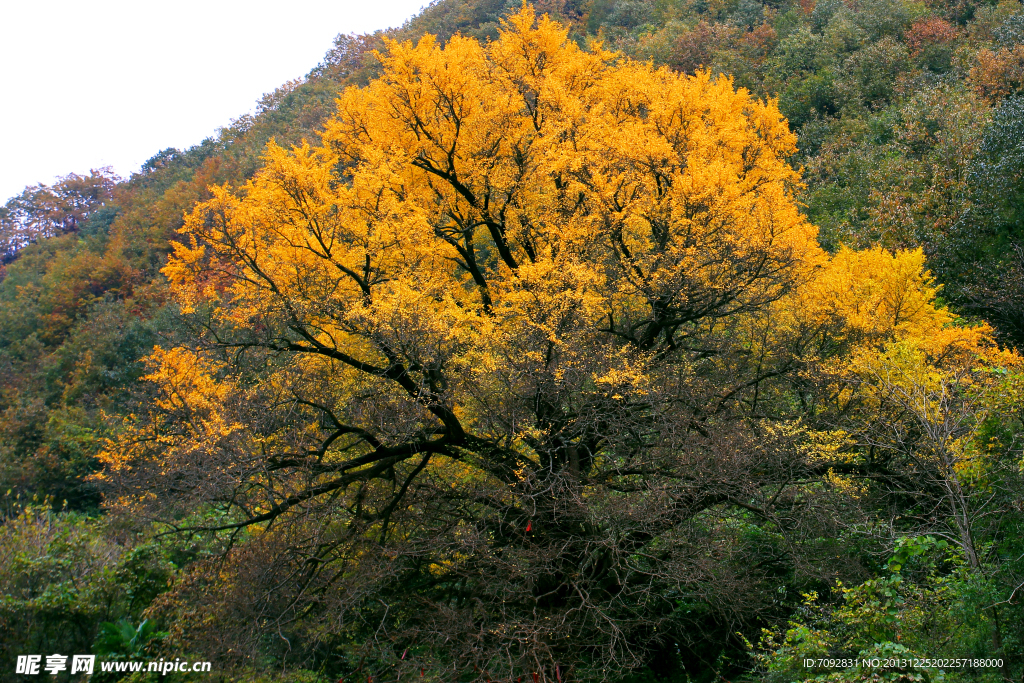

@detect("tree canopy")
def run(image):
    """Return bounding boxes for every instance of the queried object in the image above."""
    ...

[89,8,1012,680]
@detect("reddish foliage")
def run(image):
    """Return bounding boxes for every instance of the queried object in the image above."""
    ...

[905,17,959,57]
[740,21,779,64]
[669,21,737,74]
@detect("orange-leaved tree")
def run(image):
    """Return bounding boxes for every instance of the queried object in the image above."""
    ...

[96,7,1002,680]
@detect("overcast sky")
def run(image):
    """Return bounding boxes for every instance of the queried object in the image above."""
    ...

[0,0,430,202]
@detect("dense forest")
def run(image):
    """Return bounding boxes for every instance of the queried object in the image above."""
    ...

[3,0,1024,681]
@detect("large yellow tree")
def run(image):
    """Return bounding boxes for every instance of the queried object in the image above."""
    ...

[97,8,1000,680]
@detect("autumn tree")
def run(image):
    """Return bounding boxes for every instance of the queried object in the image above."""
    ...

[97,8,1000,681]
[0,168,118,263]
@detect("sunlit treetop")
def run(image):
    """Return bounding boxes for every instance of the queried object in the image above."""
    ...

[165,7,820,343]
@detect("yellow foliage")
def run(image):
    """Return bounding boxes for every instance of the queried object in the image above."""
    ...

[104,6,1013,526]
[96,347,241,477]
[166,7,820,368]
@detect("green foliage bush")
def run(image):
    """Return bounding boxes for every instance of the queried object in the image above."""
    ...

[0,503,173,678]
[757,537,1005,683]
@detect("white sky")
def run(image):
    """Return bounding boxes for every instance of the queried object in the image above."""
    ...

[0,0,430,202]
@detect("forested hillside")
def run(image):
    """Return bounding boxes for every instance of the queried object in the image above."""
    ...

[2,0,1024,681]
